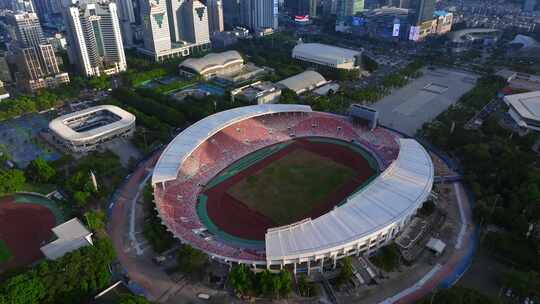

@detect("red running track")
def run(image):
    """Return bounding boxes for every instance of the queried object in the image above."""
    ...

[203,138,376,241]
[0,196,55,272]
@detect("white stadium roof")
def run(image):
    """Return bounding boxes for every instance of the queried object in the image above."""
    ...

[265,138,434,262]
[505,90,540,122]
[292,43,360,65]
[277,71,328,94]
[48,105,135,143]
[179,50,244,74]
[152,104,313,185]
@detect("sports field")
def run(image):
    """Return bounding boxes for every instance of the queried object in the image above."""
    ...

[0,195,59,272]
[228,148,356,225]
[199,138,379,243]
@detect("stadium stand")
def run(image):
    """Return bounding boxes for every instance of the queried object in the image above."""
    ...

[152,105,432,270]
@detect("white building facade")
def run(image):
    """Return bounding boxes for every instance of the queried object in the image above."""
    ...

[63,0,127,77]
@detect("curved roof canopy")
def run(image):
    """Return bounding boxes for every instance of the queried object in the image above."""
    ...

[48,105,135,143]
[277,71,327,93]
[293,43,360,65]
[179,50,244,74]
[152,104,313,185]
[265,138,434,261]
[509,34,540,49]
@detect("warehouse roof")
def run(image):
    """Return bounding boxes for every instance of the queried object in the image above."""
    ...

[179,50,244,74]
[277,71,328,94]
[448,28,501,43]
[152,104,313,184]
[265,138,434,261]
[292,43,360,64]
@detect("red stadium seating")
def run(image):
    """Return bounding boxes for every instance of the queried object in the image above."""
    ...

[154,111,400,262]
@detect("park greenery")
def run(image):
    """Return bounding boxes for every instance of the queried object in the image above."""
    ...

[84,209,107,231]
[0,169,25,196]
[142,183,175,253]
[118,295,150,304]
[24,157,56,184]
[420,74,540,297]
[55,151,125,208]
[0,237,115,304]
[228,265,292,299]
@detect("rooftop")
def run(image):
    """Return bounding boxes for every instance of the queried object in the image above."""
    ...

[277,71,328,93]
[293,43,361,62]
[505,91,540,122]
[179,51,244,74]
[40,218,93,260]
[49,105,135,142]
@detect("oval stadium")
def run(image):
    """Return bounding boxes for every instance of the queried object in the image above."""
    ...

[152,104,434,273]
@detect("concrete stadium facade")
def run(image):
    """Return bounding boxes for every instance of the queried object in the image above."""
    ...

[152,104,434,273]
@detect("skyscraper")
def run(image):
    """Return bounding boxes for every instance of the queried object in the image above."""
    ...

[9,12,69,91]
[411,0,435,24]
[524,0,536,12]
[336,0,363,18]
[223,0,240,27]
[183,0,210,43]
[206,0,224,33]
[140,0,211,61]
[62,0,126,77]
[239,0,278,30]
[115,0,137,45]
[10,0,35,13]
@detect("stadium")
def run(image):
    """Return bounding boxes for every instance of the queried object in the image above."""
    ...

[49,105,135,153]
[152,104,434,273]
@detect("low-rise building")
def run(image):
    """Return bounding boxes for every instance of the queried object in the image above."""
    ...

[292,43,362,70]
[231,81,281,104]
[447,28,502,53]
[49,105,135,153]
[504,91,540,132]
[277,71,329,95]
[40,218,93,260]
[0,81,9,100]
[179,50,245,80]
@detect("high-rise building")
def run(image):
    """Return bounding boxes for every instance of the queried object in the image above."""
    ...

[206,0,224,33]
[323,0,337,15]
[223,0,240,28]
[524,0,536,12]
[239,0,278,30]
[411,0,435,24]
[9,12,69,92]
[10,0,35,12]
[115,0,137,45]
[141,0,172,54]
[62,0,126,77]
[285,0,316,16]
[336,0,363,18]
[167,0,185,42]
[183,0,210,43]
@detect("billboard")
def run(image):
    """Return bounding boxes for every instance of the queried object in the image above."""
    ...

[392,23,400,37]
[295,15,310,23]
[409,25,420,41]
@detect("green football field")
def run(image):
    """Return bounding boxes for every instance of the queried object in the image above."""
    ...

[227,148,357,225]
[0,240,12,264]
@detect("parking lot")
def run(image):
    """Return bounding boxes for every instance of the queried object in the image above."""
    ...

[372,68,479,135]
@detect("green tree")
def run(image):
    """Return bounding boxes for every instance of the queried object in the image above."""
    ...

[84,210,106,231]
[25,158,56,183]
[336,257,353,287]
[0,169,25,195]
[0,272,46,304]
[229,264,253,295]
[176,244,207,275]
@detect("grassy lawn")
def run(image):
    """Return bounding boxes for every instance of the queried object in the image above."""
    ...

[227,148,356,225]
[20,183,56,195]
[0,240,12,264]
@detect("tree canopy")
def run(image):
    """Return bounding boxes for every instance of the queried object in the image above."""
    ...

[25,157,56,184]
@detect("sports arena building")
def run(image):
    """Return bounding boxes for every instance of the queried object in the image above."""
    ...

[152,104,434,273]
[292,43,362,70]
[49,105,135,153]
